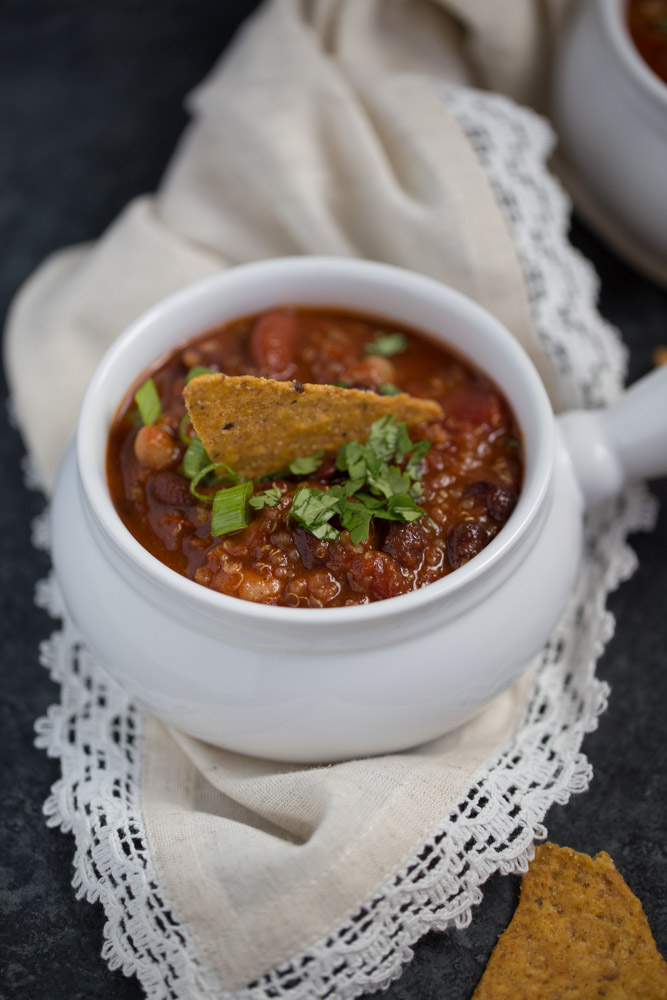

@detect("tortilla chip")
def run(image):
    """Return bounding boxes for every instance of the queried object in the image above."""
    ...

[471,842,667,999]
[183,374,442,480]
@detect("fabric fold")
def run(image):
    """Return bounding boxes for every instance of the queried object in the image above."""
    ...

[4,0,571,492]
[144,672,533,990]
[4,198,223,489]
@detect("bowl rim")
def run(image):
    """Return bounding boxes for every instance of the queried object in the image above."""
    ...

[598,0,667,111]
[77,256,555,628]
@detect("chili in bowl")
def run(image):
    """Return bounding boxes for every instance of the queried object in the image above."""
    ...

[106,306,524,608]
[50,257,667,762]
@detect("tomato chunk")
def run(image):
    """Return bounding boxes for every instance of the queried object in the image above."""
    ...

[443,385,504,428]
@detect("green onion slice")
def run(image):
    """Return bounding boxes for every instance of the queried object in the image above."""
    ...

[134,378,161,425]
[178,413,193,445]
[182,436,210,480]
[190,461,242,501]
[211,482,253,537]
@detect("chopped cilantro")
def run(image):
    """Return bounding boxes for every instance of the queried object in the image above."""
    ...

[249,486,282,509]
[339,500,375,545]
[288,450,324,476]
[336,439,377,483]
[378,382,400,395]
[367,414,413,461]
[364,332,408,357]
[404,438,430,480]
[285,416,431,543]
[381,493,425,522]
[371,463,412,500]
[288,486,345,540]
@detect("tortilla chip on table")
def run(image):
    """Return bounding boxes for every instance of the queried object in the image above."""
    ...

[471,842,667,999]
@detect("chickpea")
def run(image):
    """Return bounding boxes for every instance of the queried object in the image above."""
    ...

[181,348,202,369]
[342,355,396,389]
[134,425,179,469]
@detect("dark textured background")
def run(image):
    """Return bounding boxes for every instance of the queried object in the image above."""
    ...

[1,3,665,998]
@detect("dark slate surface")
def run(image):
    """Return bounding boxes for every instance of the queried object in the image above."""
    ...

[1,3,665,998]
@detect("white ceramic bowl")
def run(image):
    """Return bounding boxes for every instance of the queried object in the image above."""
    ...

[50,257,667,762]
[552,0,667,280]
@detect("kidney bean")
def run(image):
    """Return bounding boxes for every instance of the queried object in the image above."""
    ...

[446,520,488,570]
[148,471,196,508]
[359,550,411,601]
[151,511,194,552]
[312,457,339,482]
[464,480,517,523]
[248,310,298,378]
[330,544,410,600]
[294,528,330,568]
[382,521,429,570]
[486,484,517,522]
[464,480,492,501]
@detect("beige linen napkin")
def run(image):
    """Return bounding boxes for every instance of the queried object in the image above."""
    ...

[6,0,584,993]
[4,0,574,492]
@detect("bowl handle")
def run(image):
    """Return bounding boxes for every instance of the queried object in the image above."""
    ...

[557,365,667,509]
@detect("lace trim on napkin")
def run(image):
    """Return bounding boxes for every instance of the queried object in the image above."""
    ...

[34,86,657,1000]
